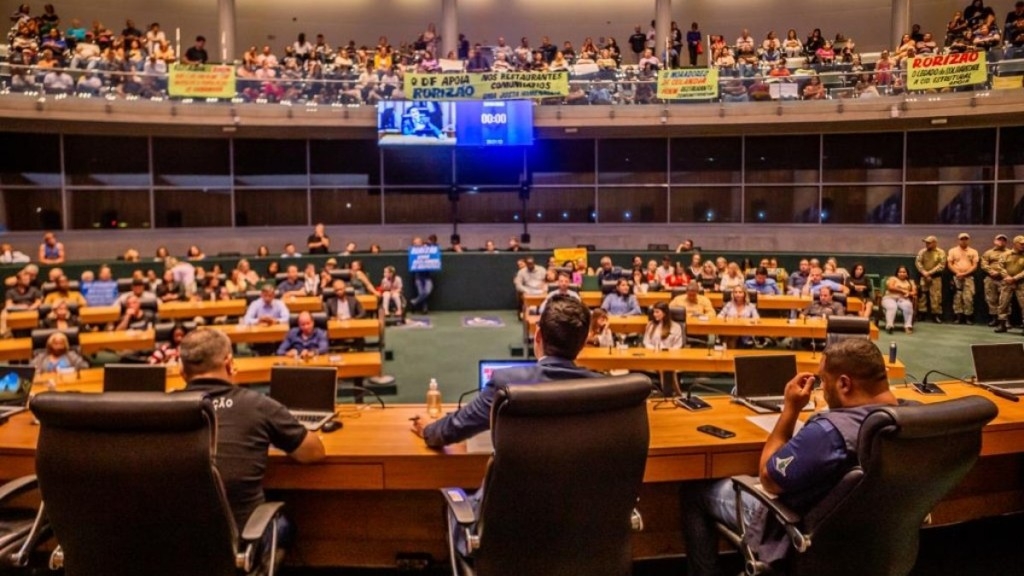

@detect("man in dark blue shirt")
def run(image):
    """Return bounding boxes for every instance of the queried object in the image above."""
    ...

[413,294,600,448]
[276,311,328,359]
[683,338,899,574]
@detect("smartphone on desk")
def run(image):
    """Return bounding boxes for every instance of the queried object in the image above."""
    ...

[697,424,736,439]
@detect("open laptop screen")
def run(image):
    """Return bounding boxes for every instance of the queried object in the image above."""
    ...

[971,343,1024,384]
[0,365,35,406]
[269,367,338,412]
[478,360,535,390]
[733,355,798,398]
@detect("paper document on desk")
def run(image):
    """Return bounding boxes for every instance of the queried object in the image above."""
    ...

[466,431,494,454]
[746,414,805,435]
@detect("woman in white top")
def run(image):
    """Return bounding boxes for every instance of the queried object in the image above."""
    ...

[380,265,403,316]
[587,308,614,348]
[718,286,759,348]
[643,302,683,350]
[718,262,746,292]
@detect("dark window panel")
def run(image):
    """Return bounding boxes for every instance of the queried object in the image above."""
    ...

[67,189,151,230]
[670,136,742,184]
[527,187,594,224]
[234,189,307,226]
[0,133,60,185]
[527,139,595,185]
[382,148,453,186]
[0,188,62,230]
[154,188,232,228]
[744,135,820,184]
[455,147,524,186]
[906,128,995,182]
[669,186,741,223]
[996,183,1024,225]
[311,188,381,225]
[310,139,380,186]
[998,126,1024,181]
[383,188,450,223]
[905,184,993,225]
[598,139,667,184]
[744,186,820,224]
[64,135,149,186]
[821,185,903,224]
[234,139,307,175]
[597,186,667,223]
[822,132,903,173]
[153,138,230,178]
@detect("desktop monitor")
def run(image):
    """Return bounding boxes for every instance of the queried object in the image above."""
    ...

[477,359,536,390]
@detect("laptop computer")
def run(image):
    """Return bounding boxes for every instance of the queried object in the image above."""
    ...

[103,364,167,393]
[478,359,535,390]
[971,343,1024,394]
[269,366,338,431]
[0,365,35,422]
[733,354,810,413]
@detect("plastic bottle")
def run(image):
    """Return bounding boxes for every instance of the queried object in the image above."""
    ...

[889,342,897,364]
[426,378,443,418]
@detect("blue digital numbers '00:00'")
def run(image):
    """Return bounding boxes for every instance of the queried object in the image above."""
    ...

[480,113,508,125]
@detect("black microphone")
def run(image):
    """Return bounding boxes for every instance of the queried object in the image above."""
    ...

[457,388,479,410]
[911,369,950,395]
[675,378,721,411]
[748,398,783,412]
[810,339,817,360]
[967,376,1022,403]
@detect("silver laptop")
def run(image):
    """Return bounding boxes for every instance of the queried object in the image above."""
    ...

[971,343,1024,394]
[269,366,338,431]
[0,365,35,421]
[733,354,810,413]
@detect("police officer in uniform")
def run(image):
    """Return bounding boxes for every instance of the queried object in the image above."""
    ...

[981,234,1011,326]
[915,235,946,323]
[947,232,979,324]
[994,235,1024,334]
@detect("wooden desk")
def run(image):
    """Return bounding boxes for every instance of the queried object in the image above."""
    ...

[576,347,905,379]
[686,316,879,340]
[6,310,39,331]
[0,329,155,361]
[79,305,121,325]
[282,295,378,313]
[523,291,864,314]
[212,319,381,344]
[1,384,1019,567]
[160,300,247,319]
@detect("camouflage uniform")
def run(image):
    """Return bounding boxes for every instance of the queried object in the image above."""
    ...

[994,239,1024,332]
[980,242,1011,319]
[947,244,979,318]
[915,245,946,315]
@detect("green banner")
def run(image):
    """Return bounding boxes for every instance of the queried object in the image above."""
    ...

[656,68,720,100]
[168,64,236,98]
[405,71,569,100]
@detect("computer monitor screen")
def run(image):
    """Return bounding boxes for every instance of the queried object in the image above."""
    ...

[478,359,536,390]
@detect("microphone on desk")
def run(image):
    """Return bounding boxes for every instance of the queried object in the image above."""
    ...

[810,339,817,360]
[456,388,479,410]
[910,369,950,395]
[675,378,719,411]
[965,375,1021,403]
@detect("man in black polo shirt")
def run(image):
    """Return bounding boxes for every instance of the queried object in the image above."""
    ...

[180,328,325,531]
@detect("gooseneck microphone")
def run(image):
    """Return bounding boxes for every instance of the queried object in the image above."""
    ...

[911,369,948,395]
[675,378,722,411]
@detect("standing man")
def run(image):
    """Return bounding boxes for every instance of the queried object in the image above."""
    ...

[628,25,647,64]
[180,329,324,533]
[981,234,1011,326]
[683,339,899,575]
[306,223,330,254]
[915,235,946,323]
[39,232,65,264]
[993,236,1024,334]
[183,35,208,65]
[413,295,599,447]
[947,232,980,324]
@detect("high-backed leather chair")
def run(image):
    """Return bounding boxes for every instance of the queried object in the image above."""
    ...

[441,374,651,576]
[288,312,328,330]
[825,315,870,346]
[717,396,997,575]
[31,391,285,576]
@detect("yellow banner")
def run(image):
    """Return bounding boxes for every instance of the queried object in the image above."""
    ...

[907,52,987,91]
[405,72,569,100]
[656,68,720,100]
[168,64,236,98]
[553,248,588,265]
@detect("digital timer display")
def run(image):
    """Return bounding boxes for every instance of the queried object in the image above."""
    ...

[378,100,533,147]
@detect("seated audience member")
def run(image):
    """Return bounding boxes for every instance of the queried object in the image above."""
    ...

[413,295,599,447]
[587,308,614,347]
[156,269,184,302]
[118,278,157,305]
[242,284,290,326]
[32,331,89,373]
[380,266,404,317]
[540,271,581,314]
[602,278,642,316]
[41,300,80,330]
[301,263,321,297]
[802,75,825,99]
[671,283,715,317]
[276,265,306,299]
[801,266,848,297]
[719,262,746,292]
[687,253,703,279]
[281,243,301,258]
[745,267,781,295]
[845,263,874,318]
[39,232,66,264]
[788,259,811,294]
[325,279,365,320]
[514,257,548,296]
[718,286,759,347]
[655,257,675,286]
[180,329,325,532]
[349,260,378,296]
[117,294,156,330]
[801,285,845,318]
[195,275,230,302]
[482,240,498,253]
[881,265,916,334]
[665,262,690,289]
[631,268,650,294]
[276,311,328,359]
[186,245,206,261]
[149,323,187,364]
[5,271,43,310]
[0,243,30,264]
[643,302,683,350]
[676,239,695,253]
[683,339,900,576]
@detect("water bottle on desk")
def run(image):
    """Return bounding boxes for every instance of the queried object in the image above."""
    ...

[889,342,897,364]
[426,378,442,418]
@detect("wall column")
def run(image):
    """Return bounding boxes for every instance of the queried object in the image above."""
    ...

[891,0,911,50]
[442,0,458,59]
[655,0,671,65]
[217,0,236,63]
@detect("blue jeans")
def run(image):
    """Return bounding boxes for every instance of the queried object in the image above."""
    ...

[682,479,764,576]
[411,272,433,308]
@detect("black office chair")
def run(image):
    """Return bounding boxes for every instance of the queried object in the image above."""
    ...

[329,269,353,282]
[288,312,328,330]
[647,243,670,251]
[546,283,581,293]
[600,280,619,294]
[31,391,286,576]
[115,278,133,293]
[153,321,198,344]
[825,316,870,346]
[441,374,651,576]
[30,328,80,353]
[717,396,997,576]
[243,290,261,305]
[0,475,49,569]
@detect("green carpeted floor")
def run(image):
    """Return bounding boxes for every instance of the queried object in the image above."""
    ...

[379,311,1024,403]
